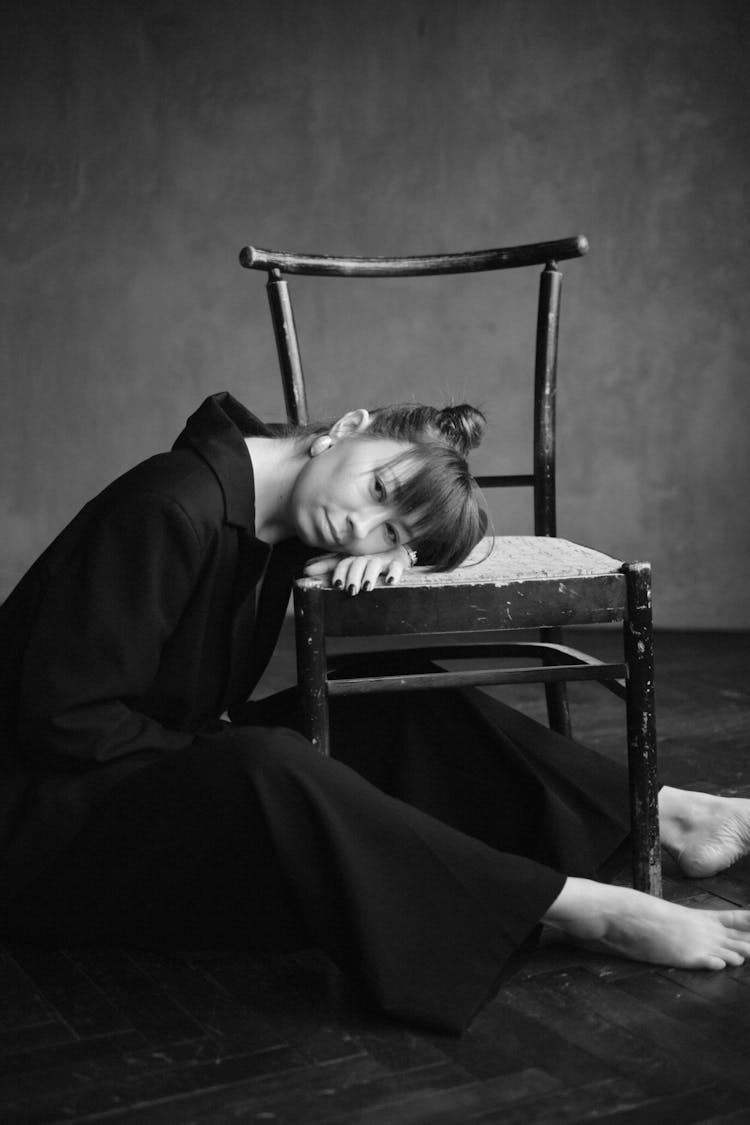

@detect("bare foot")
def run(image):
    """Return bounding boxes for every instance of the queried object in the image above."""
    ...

[543,877,750,970]
[659,786,750,878]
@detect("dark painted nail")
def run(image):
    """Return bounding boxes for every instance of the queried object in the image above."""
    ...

[386,576,395,585]
[347,584,356,596]
[333,579,343,589]
[362,580,372,592]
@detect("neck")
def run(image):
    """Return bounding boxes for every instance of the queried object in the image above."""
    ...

[244,435,306,543]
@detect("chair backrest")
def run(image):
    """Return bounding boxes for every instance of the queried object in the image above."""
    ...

[239,236,588,538]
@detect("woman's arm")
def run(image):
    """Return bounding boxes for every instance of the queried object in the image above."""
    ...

[18,492,207,767]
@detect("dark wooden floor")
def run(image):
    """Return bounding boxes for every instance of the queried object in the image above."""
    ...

[2,629,750,1124]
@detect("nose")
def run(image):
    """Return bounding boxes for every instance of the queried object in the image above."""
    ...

[347,506,387,543]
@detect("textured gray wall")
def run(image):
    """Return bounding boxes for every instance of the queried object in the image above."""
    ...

[2,0,749,626]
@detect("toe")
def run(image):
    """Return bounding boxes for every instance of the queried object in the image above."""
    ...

[722,950,745,967]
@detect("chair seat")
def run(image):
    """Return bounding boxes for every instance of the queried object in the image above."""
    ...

[398,536,622,586]
[295,537,628,635]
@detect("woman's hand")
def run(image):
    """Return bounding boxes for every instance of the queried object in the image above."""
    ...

[303,545,413,595]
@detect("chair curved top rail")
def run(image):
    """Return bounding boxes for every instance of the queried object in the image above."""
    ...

[239,236,588,278]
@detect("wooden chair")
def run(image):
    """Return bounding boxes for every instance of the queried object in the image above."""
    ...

[239,237,661,896]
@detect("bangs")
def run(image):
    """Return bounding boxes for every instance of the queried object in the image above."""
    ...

[379,444,488,571]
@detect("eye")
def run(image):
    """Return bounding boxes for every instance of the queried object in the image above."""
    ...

[373,475,387,502]
[385,523,399,547]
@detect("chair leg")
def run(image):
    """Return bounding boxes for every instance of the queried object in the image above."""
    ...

[293,585,331,756]
[623,562,662,896]
[544,682,572,737]
[542,627,572,737]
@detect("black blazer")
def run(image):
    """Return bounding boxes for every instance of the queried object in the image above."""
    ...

[0,392,309,895]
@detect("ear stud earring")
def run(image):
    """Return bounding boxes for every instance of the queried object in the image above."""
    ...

[309,435,333,457]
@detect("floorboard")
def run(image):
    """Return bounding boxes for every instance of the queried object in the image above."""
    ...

[1,628,749,1123]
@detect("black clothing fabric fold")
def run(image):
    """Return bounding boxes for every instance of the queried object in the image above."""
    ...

[0,392,631,1034]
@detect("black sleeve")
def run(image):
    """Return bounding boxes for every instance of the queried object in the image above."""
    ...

[18,492,207,768]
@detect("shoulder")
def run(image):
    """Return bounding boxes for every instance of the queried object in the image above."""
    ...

[88,449,229,548]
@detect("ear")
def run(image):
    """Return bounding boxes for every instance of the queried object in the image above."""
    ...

[328,408,371,440]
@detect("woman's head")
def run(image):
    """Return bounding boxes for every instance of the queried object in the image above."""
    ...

[287,403,488,570]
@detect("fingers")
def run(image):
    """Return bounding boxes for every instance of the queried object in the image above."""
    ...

[332,555,383,594]
[383,556,407,587]
[304,549,412,594]
[331,556,367,594]
[303,554,342,577]
[329,553,408,595]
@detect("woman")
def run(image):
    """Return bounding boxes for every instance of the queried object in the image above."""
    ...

[1,390,749,1034]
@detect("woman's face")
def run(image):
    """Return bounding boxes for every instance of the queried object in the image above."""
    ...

[289,435,416,555]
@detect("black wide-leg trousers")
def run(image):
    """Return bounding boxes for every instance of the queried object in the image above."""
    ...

[2,689,631,1033]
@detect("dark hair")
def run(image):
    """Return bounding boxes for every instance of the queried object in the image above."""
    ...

[377,441,488,571]
[367,402,486,458]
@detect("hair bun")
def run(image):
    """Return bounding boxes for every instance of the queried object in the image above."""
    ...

[436,404,486,456]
